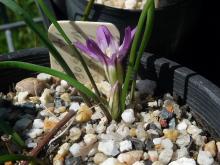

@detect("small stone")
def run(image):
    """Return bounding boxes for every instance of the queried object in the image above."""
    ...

[148,101,158,107]
[65,156,83,165]
[100,157,125,165]
[152,161,164,165]
[119,140,132,152]
[117,124,130,138]
[163,129,179,142]
[142,152,149,160]
[43,117,59,132]
[136,128,148,141]
[117,150,143,165]
[85,123,95,134]
[187,125,202,136]
[169,157,196,165]
[96,122,106,134]
[159,149,173,164]
[91,108,104,120]
[32,119,44,129]
[130,128,136,137]
[60,93,71,102]
[161,138,173,149]
[27,142,37,148]
[40,88,54,106]
[98,140,119,156]
[148,150,158,162]
[55,85,65,93]
[14,118,32,131]
[83,134,97,145]
[193,134,206,146]
[17,91,29,104]
[153,138,162,145]
[37,73,52,82]
[177,120,188,131]
[27,128,43,138]
[130,138,145,150]
[60,80,69,89]
[197,150,214,165]
[58,143,70,156]
[145,139,154,151]
[16,78,46,96]
[93,152,108,164]
[53,154,64,165]
[75,103,92,123]
[121,109,135,124]
[133,161,145,165]
[69,102,80,111]
[204,140,217,157]
[176,134,191,148]
[69,127,82,142]
[69,143,82,157]
[106,121,118,134]
[175,147,189,160]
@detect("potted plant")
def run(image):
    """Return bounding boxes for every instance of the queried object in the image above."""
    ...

[66,0,202,56]
[0,0,220,165]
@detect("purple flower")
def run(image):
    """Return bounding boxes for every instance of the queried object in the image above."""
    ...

[74,25,136,66]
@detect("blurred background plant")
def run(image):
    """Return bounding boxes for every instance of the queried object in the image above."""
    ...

[0,0,44,54]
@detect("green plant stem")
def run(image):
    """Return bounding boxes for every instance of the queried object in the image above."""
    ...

[121,0,154,112]
[0,154,45,165]
[37,0,101,97]
[82,0,95,21]
[130,2,155,101]
[0,61,112,121]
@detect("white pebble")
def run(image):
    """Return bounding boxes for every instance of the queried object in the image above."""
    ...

[177,120,188,131]
[148,150,158,162]
[187,125,202,136]
[69,143,82,156]
[197,150,214,165]
[169,157,196,165]
[55,85,65,93]
[98,140,119,156]
[60,80,69,89]
[17,91,29,104]
[148,101,158,107]
[176,134,191,147]
[58,143,70,156]
[69,102,80,111]
[119,140,132,152]
[133,161,145,165]
[69,127,82,142]
[83,134,97,145]
[159,149,173,164]
[161,138,173,149]
[27,142,37,148]
[37,73,51,81]
[27,128,43,138]
[153,138,162,145]
[100,157,121,165]
[121,109,135,124]
[32,119,44,129]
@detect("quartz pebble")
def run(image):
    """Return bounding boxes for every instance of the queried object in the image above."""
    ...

[60,80,69,89]
[37,73,51,82]
[69,143,82,157]
[121,109,135,124]
[176,134,191,147]
[27,128,43,138]
[177,120,188,131]
[98,140,119,156]
[148,150,158,162]
[159,149,173,164]
[100,157,124,165]
[58,143,70,156]
[93,152,108,164]
[169,157,196,165]
[197,150,214,165]
[187,125,202,136]
[69,127,82,142]
[17,91,29,104]
[119,140,132,152]
[40,88,54,106]
[204,140,217,157]
[75,103,92,122]
[83,134,97,145]
[117,150,143,165]
[32,119,44,129]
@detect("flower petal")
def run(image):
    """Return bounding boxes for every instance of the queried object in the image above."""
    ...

[118,27,136,61]
[74,41,98,59]
[86,39,109,64]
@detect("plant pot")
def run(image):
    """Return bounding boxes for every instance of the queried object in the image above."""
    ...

[65,0,202,56]
[1,47,220,139]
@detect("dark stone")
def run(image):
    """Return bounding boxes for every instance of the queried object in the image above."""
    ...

[169,118,176,129]
[159,108,173,119]
[71,96,84,102]
[130,138,145,150]
[145,138,154,151]
[144,160,153,165]
[65,156,84,165]
[54,97,64,108]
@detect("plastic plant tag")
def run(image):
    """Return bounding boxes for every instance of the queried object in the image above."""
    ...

[48,21,120,84]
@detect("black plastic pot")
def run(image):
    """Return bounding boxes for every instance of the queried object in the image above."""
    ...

[0,48,220,138]
[66,0,201,56]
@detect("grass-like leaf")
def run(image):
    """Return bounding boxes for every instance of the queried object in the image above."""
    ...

[0,61,97,100]
[82,0,95,21]
[0,0,74,78]
[0,120,26,148]
[0,154,45,165]
[121,0,154,112]
[37,0,101,97]
[130,2,155,99]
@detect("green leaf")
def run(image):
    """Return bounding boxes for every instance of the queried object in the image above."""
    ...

[121,0,154,112]
[82,0,95,21]
[0,120,26,148]
[37,0,100,97]
[0,154,45,165]
[0,61,98,101]
[0,0,74,78]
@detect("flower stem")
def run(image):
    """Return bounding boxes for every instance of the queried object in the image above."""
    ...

[130,2,155,101]
[121,0,154,112]
[82,0,95,21]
